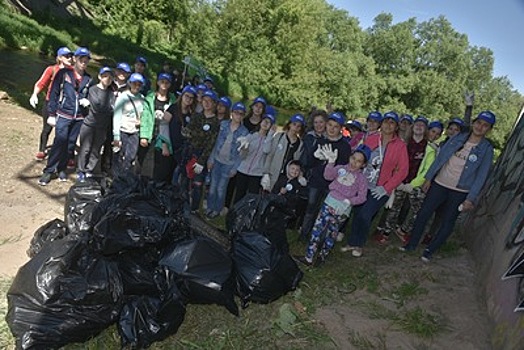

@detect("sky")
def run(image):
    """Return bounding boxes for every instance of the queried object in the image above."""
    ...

[327,0,524,94]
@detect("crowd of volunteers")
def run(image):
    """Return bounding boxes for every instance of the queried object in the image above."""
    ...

[29,46,496,266]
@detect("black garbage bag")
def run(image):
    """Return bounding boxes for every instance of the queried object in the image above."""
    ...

[159,236,239,316]
[231,231,303,308]
[27,218,68,258]
[6,233,123,349]
[189,212,230,250]
[117,249,161,296]
[118,283,186,349]
[64,179,105,234]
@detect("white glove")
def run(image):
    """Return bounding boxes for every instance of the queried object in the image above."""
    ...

[193,162,204,174]
[323,144,338,163]
[79,98,90,107]
[47,116,56,127]
[155,110,165,120]
[29,94,38,108]
[371,186,387,200]
[403,183,413,193]
[237,136,249,151]
[464,91,474,106]
[385,190,395,209]
[261,174,271,191]
[313,144,327,160]
[298,176,307,186]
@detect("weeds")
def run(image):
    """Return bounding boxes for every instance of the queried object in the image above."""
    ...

[394,307,448,338]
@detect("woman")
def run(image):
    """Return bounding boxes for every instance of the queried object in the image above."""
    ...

[244,96,266,133]
[341,111,409,257]
[401,111,495,262]
[205,102,249,218]
[30,47,73,160]
[137,73,177,181]
[216,96,231,121]
[261,114,305,192]
[299,110,327,177]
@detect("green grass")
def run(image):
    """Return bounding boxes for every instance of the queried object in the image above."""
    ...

[0,277,15,349]
[394,307,448,338]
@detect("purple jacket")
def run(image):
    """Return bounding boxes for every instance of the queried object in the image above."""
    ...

[324,164,368,206]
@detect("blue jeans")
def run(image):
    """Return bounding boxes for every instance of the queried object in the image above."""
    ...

[404,182,467,256]
[44,116,83,173]
[207,160,235,213]
[346,190,389,247]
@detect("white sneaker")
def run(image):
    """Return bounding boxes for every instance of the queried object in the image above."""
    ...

[352,248,363,257]
[336,232,345,242]
[340,245,356,253]
[220,207,229,216]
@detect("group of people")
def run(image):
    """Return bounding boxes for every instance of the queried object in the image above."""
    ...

[30,46,496,266]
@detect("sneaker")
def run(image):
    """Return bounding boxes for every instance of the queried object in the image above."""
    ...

[77,172,86,183]
[421,249,432,263]
[85,172,94,178]
[38,173,52,186]
[395,228,410,245]
[67,159,76,169]
[58,171,68,182]
[336,232,345,242]
[375,233,389,245]
[340,245,357,253]
[35,151,46,160]
[351,248,363,257]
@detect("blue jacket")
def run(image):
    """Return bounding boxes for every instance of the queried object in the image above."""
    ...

[425,131,493,204]
[209,120,249,170]
[47,68,92,119]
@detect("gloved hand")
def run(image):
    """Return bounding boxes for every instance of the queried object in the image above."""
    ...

[193,162,204,174]
[237,136,249,151]
[402,183,413,193]
[371,186,387,200]
[385,190,395,209]
[298,176,307,186]
[260,174,271,191]
[464,91,474,106]
[313,144,327,160]
[323,144,338,163]
[155,110,165,120]
[47,116,56,127]
[29,94,38,108]
[79,98,90,107]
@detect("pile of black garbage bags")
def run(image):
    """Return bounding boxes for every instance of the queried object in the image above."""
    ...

[6,173,303,349]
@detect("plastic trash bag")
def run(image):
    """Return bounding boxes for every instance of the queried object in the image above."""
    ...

[117,249,161,296]
[64,180,104,234]
[27,218,68,258]
[159,236,239,316]
[6,233,123,349]
[189,212,230,249]
[118,282,186,349]
[231,231,303,308]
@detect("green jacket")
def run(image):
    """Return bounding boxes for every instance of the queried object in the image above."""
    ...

[410,142,438,187]
[139,91,176,142]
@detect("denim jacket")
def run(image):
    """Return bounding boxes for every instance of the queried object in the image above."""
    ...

[209,120,249,169]
[425,132,493,204]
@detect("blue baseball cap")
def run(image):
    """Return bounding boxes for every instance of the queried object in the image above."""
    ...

[128,73,145,85]
[448,117,465,128]
[115,62,132,73]
[474,110,496,126]
[202,89,218,102]
[347,120,363,131]
[251,96,267,107]
[157,73,172,82]
[367,111,383,122]
[328,112,345,125]
[135,56,147,65]
[414,116,428,126]
[265,105,277,117]
[74,47,91,58]
[400,114,414,124]
[99,66,113,75]
[290,113,306,126]
[428,121,444,130]
[196,84,208,92]
[383,111,399,123]
[354,144,372,163]
[56,47,72,57]
[218,96,232,109]
[231,102,246,112]
[203,76,214,84]
[180,85,197,96]
[263,113,276,125]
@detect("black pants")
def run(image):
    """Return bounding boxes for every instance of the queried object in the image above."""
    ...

[77,124,107,174]
[233,172,262,205]
[39,100,53,152]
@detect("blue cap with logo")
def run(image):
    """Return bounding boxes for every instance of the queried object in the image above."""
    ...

[74,47,91,58]
[99,66,113,75]
[414,116,428,126]
[218,96,232,109]
[129,73,145,84]
[251,96,267,107]
[231,102,246,112]
[202,89,218,102]
[429,120,444,130]
[116,62,132,73]
[135,56,147,65]
[157,73,172,82]
[400,114,414,124]
[56,47,72,57]
[367,111,383,122]
[384,111,399,123]
[448,117,465,128]
[180,85,197,96]
[474,110,496,126]
[347,120,363,131]
[265,105,277,118]
[354,144,372,163]
[263,113,276,125]
[328,112,345,125]
[196,84,208,92]
[290,113,306,126]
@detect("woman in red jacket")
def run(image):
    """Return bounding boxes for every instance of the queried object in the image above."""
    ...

[341,111,409,257]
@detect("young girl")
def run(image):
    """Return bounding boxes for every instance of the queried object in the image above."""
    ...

[297,144,371,266]
[216,96,231,121]
[244,96,266,133]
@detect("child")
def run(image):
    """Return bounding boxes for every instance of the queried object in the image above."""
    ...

[271,160,308,216]
[297,144,370,266]
[76,67,115,181]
